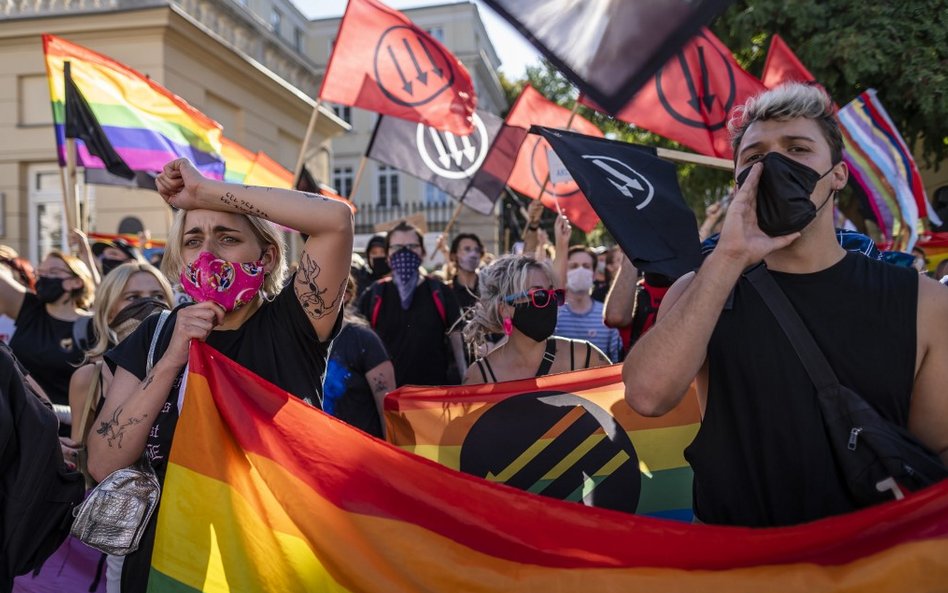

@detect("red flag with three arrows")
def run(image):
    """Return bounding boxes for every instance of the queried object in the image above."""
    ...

[506,85,603,232]
[593,28,764,159]
[318,0,476,135]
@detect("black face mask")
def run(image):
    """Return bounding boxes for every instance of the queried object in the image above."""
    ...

[35,276,67,304]
[737,152,836,237]
[370,256,391,277]
[511,301,559,342]
[100,257,126,276]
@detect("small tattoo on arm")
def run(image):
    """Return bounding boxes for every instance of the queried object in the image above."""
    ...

[295,253,344,321]
[95,406,149,449]
[219,191,270,220]
[140,373,155,391]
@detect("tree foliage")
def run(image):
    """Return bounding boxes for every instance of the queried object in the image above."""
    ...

[498,0,948,234]
[715,0,948,167]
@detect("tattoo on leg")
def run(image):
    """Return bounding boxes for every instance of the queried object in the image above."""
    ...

[95,406,149,449]
[295,253,344,321]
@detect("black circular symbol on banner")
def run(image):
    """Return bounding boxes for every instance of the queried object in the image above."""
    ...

[656,30,736,131]
[373,26,456,107]
[460,391,640,512]
[528,139,582,199]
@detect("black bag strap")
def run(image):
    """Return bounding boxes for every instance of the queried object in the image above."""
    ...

[536,338,557,377]
[744,265,839,391]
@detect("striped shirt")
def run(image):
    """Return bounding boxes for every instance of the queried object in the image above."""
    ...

[554,300,622,363]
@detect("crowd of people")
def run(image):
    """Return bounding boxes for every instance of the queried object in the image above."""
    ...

[2,82,947,591]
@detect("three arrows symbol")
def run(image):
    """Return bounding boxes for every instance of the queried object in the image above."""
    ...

[428,127,477,168]
[388,35,445,96]
[679,44,717,115]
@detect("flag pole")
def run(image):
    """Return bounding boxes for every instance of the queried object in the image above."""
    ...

[442,201,464,237]
[655,147,733,171]
[292,100,321,188]
[64,137,79,233]
[348,156,368,200]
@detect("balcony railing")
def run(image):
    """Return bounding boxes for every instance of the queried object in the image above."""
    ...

[354,201,456,235]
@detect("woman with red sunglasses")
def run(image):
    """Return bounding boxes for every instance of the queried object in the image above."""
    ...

[462,254,610,384]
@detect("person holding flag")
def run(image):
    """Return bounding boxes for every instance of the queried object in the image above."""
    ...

[622,83,948,527]
[87,158,353,590]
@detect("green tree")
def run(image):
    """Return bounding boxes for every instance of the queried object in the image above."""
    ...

[714,0,948,167]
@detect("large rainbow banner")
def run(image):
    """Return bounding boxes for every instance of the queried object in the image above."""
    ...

[149,343,948,592]
[385,366,699,519]
[43,34,224,179]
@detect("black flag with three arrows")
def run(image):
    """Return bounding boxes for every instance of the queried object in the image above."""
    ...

[533,126,701,279]
[366,109,512,214]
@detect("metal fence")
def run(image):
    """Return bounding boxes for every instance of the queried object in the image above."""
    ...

[353,201,456,234]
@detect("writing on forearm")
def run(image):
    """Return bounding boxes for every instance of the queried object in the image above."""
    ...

[219,191,270,220]
[295,252,344,321]
[95,406,149,449]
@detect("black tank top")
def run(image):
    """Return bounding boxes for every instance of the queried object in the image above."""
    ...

[685,253,917,526]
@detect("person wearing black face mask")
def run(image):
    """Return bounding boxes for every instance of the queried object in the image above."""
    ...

[623,83,948,528]
[462,254,610,385]
[353,234,390,299]
[91,237,142,278]
[0,251,95,435]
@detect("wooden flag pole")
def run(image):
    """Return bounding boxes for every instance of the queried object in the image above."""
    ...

[292,100,321,188]
[441,201,464,237]
[655,147,733,171]
[348,156,368,200]
[64,138,79,233]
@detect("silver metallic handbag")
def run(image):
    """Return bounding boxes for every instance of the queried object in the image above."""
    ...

[69,456,160,556]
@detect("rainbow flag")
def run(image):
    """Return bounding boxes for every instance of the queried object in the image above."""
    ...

[220,137,256,184]
[838,90,940,249]
[385,366,699,520]
[150,342,948,592]
[43,34,224,179]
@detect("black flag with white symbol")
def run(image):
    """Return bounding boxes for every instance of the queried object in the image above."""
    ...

[533,127,701,279]
[366,110,505,214]
[482,0,733,115]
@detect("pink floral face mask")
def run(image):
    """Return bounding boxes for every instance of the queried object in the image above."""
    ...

[179,251,265,312]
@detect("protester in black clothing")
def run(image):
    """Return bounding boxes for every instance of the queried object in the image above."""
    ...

[323,276,395,438]
[92,237,143,278]
[623,83,948,527]
[354,234,390,298]
[357,222,465,386]
[87,158,353,590]
[447,233,483,312]
[0,251,95,431]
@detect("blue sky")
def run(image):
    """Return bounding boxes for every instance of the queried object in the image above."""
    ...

[293,0,541,78]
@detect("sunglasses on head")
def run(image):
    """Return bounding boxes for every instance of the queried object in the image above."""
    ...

[503,288,565,308]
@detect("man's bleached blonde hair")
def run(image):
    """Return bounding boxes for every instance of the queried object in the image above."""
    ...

[161,209,287,298]
[729,82,843,164]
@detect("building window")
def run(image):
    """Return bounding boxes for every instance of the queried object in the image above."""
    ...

[332,166,354,198]
[331,104,352,125]
[425,183,449,205]
[294,27,304,52]
[377,165,400,207]
[270,8,282,34]
[426,27,445,43]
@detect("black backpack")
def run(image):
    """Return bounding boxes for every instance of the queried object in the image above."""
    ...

[0,345,84,589]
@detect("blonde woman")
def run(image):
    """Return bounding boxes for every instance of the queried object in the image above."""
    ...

[87,158,353,590]
[0,251,94,424]
[68,262,173,445]
[463,254,610,384]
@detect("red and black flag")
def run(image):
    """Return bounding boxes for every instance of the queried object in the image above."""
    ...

[589,28,765,159]
[481,0,734,116]
[319,0,476,135]
[366,109,505,214]
[505,85,603,232]
[535,126,701,279]
[761,34,817,88]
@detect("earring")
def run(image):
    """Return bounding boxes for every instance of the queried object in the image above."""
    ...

[502,317,513,336]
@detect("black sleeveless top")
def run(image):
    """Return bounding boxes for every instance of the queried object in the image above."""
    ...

[685,253,917,527]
